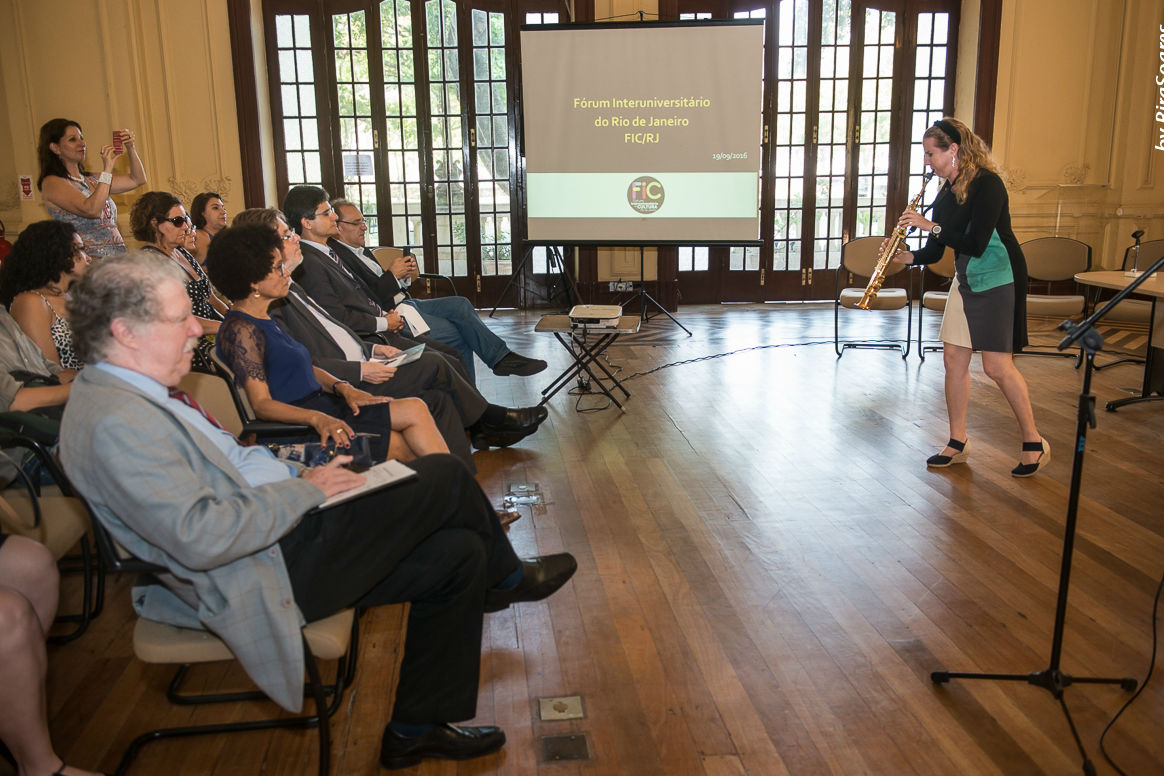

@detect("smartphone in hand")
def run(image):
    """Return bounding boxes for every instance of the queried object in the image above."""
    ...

[112,131,123,153]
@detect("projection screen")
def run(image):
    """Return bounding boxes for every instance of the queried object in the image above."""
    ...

[520,21,765,244]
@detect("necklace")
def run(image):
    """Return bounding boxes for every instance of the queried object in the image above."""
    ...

[146,244,198,279]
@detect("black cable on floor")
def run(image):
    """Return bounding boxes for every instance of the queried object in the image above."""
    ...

[1098,570,1164,776]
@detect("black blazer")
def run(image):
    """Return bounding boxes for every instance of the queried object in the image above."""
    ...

[329,238,408,312]
[292,241,384,336]
[270,284,373,383]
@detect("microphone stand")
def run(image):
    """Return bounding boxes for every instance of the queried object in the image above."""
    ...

[930,254,1164,776]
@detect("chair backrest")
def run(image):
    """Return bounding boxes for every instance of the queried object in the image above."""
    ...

[925,246,957,279]
[841,236,908,280]
[1021,237,1091,281]
[177,370,246,437]
[1122,239,1164,272]
[207,352,261,423]
[371,246,405,272]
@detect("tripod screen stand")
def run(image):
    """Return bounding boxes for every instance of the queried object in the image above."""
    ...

[489,244,579,317]
[619,246,691,336]
[929,256,1164,775]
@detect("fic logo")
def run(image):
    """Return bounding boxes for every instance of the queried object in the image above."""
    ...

[627,176,664,214]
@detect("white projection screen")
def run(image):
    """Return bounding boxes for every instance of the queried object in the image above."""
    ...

[520,21,765,244]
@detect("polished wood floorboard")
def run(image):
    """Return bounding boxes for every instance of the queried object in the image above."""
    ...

[34,304,1163,775]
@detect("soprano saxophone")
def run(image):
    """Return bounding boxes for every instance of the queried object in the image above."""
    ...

[857,171,934,309]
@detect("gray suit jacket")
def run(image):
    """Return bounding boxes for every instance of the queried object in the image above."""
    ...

[59,366,326,711]
[0,308,62,409]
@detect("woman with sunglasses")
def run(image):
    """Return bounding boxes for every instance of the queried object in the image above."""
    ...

[37,117,147,258]
[206,223,449,460]
[0,220,91,370]
[129,191,228,337]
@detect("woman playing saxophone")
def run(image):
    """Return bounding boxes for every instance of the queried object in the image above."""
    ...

[889,117,1047,477]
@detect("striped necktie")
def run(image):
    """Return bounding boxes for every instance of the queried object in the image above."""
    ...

[168,386,228,432]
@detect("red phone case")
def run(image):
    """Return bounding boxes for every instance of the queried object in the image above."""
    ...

[112,131,123,152]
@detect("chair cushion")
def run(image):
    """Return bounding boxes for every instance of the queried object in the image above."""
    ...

[1027,294,1084,318]
[134,608,354,665]
[0,493,90,559]
[1106,298,1152,324]
[839,287,908,310]
[922,291,948,312]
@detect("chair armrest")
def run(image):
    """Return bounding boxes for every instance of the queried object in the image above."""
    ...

[418,272,458,297]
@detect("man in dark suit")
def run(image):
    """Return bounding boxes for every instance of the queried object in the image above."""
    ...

[329,199,546,382]
[229,208,547,455]
[60,251,577,769]
[280,187,470,376]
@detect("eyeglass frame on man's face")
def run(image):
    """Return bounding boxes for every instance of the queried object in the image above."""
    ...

[336,217,367,228]
[307,205,335,220]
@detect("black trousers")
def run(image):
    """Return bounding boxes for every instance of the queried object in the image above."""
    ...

[359,351,486,471]
[278,453,519,723]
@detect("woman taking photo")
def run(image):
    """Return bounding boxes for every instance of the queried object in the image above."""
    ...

[189,191,228,265]
[37,118,147,258]
[892,117,1047,477]
[205,224,448,462]
[0,221,90,370]
[129,191,228,337]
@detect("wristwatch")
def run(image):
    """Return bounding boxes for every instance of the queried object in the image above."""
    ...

[931,223,943,237]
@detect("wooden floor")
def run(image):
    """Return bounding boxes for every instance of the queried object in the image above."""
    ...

[36,304,1164,775]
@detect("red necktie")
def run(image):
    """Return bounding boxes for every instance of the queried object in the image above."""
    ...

[168,387,228,432]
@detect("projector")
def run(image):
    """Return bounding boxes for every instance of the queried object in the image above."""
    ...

[568,304,623,326]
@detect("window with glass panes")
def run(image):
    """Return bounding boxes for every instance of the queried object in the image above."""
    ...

[333,10,378,241]
[472,8,511,278]
[274,14,323,188]
[380,0,424,256]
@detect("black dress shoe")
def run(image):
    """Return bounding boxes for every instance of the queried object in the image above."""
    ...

[493,351,548,377]
[380,723,506,770]
[485,553,578,612]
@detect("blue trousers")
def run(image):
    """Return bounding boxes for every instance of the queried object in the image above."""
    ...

[404,296,509,381]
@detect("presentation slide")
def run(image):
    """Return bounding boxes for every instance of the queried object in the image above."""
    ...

[520,21,764,244]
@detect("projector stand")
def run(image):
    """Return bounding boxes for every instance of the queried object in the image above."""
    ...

[629,246,691,336]
[489,244,578,317]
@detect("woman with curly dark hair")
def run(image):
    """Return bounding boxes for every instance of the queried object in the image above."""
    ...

[37,117,146,258]
[206,224,448,461]
[129,190,228,337]
[188,191,227,265]
[0,220,90,369]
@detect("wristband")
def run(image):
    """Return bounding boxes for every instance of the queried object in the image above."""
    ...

[98,171,113,185]
[332,380,350,394]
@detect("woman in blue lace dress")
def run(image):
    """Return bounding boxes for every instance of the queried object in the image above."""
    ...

[206,224,448,462]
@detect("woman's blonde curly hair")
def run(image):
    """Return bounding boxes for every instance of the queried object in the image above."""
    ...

[924,117,999,203]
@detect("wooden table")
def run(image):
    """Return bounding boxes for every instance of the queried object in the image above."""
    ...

[535,315,641,410]
[1074,270,1163,410]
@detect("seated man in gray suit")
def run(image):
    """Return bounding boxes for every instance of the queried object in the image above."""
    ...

[58,252,577,770]
[329,199,546,381]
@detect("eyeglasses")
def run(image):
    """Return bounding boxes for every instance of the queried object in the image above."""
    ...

[279,231,300,242]
[307,206,335,219]
[337,218,367,227]
[271,261,289,276]
[161,215,191,228]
